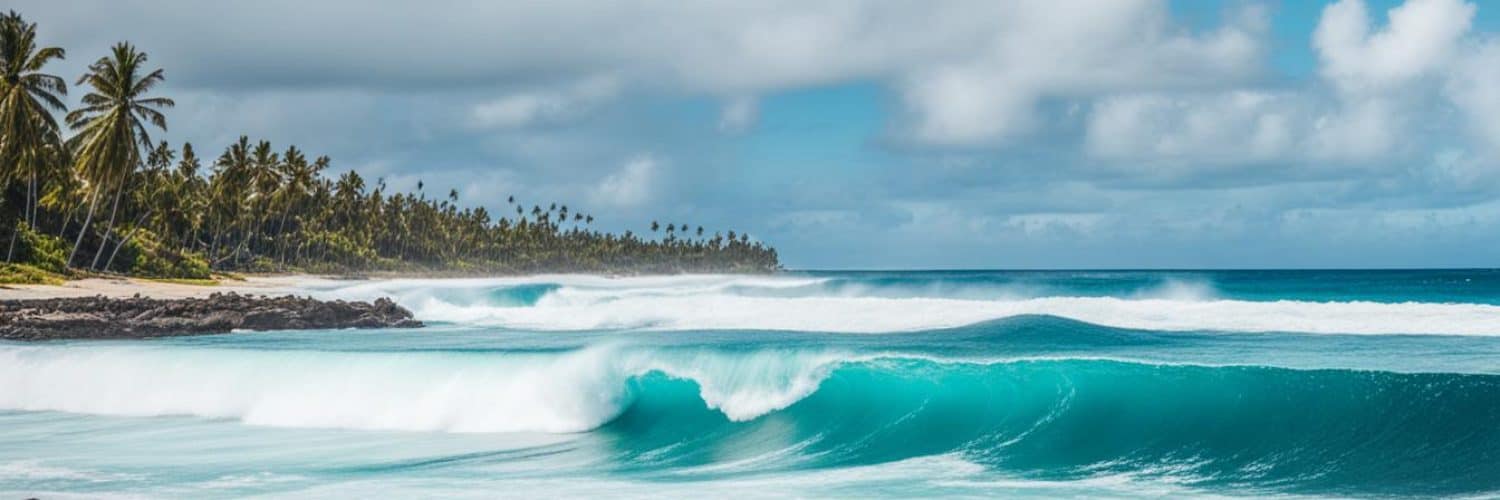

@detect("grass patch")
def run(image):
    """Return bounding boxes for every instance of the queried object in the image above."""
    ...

[0,263,68,285]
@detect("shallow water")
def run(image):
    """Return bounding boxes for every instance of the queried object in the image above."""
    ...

[3,270,1500,498]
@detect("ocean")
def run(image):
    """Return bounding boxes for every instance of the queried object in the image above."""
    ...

[3,270,1500,498]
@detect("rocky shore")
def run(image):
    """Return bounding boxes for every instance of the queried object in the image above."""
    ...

[0,293,422,341]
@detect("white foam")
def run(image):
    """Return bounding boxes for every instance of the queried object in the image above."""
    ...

[308,275,1500,336]
[0,344,846,432]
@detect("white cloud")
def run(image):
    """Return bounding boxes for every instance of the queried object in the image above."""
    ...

[898,1,1266,146]
[14,0,1267,148]
[717,96,759,134]
[470,77,619,129]
[1083,0,1493,169]
[1301,0,1475,162]
[1446,39,1500,157]
[592,155,657,207]
[1314,0,1473,92]
[1086,91,1298,165]
[18,0,1500,267]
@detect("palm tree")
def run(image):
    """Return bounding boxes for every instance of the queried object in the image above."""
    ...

[170,142,204,250]
[241,140,281,258]
[64,42,172,269]
[206,136,252,266]
[101,140,173,270]
[0,11,67,261]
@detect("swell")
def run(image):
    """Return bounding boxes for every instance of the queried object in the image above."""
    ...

[2,344,1497,494]
[424,292,1500,335]
[609,359,1500,495]
[310,277,1500,335]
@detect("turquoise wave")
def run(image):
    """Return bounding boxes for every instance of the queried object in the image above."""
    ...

[603,357,1500,497]
[10,271,1500,498]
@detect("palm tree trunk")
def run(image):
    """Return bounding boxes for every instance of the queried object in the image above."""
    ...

[91,181,126,270]
[273,199,294,268]
[25,175,35,227]
[208,230,222,268]
[5,188,21,263]
[103,210,152,272]
[68,184,105,268]
[5,217,17,264]
[56,206,71,241]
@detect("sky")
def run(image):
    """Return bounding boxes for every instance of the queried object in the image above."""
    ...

[11,0,1500,269]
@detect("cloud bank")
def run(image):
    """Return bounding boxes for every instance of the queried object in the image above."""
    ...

[12,0,1500,268]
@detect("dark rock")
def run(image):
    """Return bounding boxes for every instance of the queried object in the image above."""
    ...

[0,294,423,341]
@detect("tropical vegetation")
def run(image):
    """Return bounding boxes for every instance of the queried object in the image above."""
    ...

[0,11,778,281]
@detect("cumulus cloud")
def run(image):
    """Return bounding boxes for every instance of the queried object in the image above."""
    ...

[1446,36,1500,156]
[898,1,1267,146]
[592,156,657,208]
[14,0,1266,144]
[1306,0,1474,161]
[1086,91,1299,166]
[1314,0,1473,92]
[470,77,619,129]
[15,0,1500,267]
[1082,0,1492,170]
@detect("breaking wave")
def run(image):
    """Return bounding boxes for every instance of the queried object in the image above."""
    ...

[313,275,1500,335]
[2,343,1497,495]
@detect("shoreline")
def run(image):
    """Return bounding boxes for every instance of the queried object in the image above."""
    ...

[0,293,422,341]
[0,275,310,300]
[0,270,784,301]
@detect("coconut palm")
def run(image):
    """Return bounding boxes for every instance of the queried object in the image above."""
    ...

[270,146,316,266]
[240,140,281,258]
[206,136,251,265]
[0,11,67,260]
[0,11,782,277]
[101,140,173,270]
[64,42,173,269]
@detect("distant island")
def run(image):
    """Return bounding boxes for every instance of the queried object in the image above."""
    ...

[0,10,779,285]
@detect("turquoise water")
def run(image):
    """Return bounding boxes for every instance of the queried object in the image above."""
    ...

[3,271,1500,498]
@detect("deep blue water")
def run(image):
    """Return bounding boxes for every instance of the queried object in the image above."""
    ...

[3,270,1499,498]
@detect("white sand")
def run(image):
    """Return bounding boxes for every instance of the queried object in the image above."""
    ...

[0,275,318,300]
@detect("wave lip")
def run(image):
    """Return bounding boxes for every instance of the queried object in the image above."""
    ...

[0,344,844,433]
[7,344,1498,495]
[309,275,1500,336]
[423,294,1500,336]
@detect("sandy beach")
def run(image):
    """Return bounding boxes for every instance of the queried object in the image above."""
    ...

[0,275,317,300]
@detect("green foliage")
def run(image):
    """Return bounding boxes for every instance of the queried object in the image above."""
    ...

[13,222,67,273]
[0,11,781,279]
[0,262,64,284]
[120,228,211,279]
[0,10,69,194]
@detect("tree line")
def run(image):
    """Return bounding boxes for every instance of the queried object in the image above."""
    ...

[0,11,779,280]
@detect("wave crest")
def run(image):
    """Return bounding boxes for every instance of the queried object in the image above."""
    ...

[0,344,844,433]
[311,275,1500,335]
[6,344,1499,494]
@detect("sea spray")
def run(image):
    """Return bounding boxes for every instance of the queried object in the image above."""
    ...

[8,270,1500,498]
[313,276,1500,335]
[7,342,1498,495]
[0,343,851,432]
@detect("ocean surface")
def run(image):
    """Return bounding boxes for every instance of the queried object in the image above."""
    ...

[4,270,1500,498]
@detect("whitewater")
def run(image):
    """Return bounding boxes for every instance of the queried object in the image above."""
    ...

[3,269,1500,498]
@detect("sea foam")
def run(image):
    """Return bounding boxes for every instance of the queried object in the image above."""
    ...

[0,344,843,433]
[314,275,1500,336]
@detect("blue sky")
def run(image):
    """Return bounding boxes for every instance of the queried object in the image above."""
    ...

[14,0,1500,268]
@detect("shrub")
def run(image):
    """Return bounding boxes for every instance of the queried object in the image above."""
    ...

[11,223,69,273]
[119,228,213,279]
[0,263,66,285]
